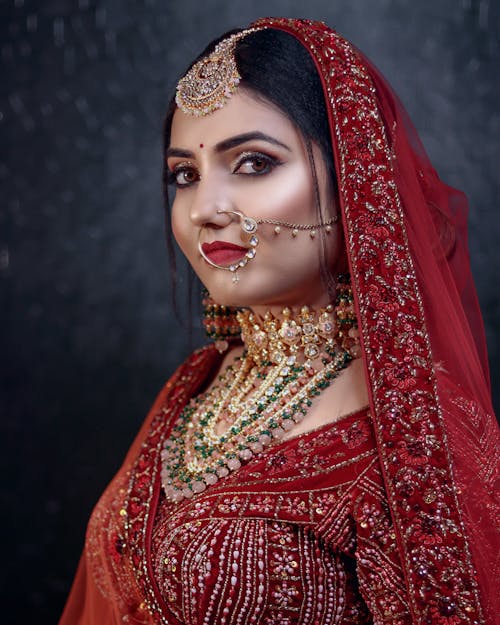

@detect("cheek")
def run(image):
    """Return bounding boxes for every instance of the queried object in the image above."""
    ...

[265,165,316,220]
[170,207,181,243]
[258,222,343,283]
[170,203,193,259]
[269,238,323,273]
[238,162,316,226]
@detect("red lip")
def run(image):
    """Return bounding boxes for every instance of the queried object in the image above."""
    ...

[202,241,247,253]
[201,240,248,266]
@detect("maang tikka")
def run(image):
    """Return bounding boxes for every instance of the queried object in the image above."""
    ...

[176,28,259,117]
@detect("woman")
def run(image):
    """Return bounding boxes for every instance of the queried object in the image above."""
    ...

[59,18,499,625]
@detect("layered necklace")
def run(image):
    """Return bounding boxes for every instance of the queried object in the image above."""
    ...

[161,284,359,504]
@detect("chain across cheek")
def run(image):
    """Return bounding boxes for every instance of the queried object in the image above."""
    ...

[195,207,339,285]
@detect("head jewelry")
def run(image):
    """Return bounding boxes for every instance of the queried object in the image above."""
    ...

[176,29,259,117]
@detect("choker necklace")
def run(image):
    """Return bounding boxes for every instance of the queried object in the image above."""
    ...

[161,289,359,503]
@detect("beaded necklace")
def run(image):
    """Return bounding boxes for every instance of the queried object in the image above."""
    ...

[161,296,359,504]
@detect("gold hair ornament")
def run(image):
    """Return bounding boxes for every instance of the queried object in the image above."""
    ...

[176,28,259,117]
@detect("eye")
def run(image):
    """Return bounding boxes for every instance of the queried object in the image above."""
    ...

[167,164,199,188]
[233,152,281,176]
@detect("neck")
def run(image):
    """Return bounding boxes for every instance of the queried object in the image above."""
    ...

[248,296,334,324]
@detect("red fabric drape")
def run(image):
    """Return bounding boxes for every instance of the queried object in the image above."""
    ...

[251,18,498,624]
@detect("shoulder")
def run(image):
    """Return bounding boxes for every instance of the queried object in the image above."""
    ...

[157,343,220,401]
[118,344,220,469]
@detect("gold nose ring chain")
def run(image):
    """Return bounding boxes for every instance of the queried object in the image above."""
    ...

[197,209,338,283]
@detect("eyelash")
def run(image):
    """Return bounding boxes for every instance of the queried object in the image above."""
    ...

[166,164,197,189]
[233,151,282,176]
[166,152,282,189]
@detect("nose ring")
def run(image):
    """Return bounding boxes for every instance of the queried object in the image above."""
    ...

[198,209,260,283]
[217,209,258,235]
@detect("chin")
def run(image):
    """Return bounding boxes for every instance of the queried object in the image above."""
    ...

[199,265,325,309]
[204,288,255,309]
[200,283,258,309]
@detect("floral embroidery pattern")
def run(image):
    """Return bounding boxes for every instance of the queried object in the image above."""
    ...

[119,347,221,623]
[150,408,409,624]
[87,342,408,624]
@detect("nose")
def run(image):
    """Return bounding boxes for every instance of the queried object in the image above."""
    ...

[189,176,236,229]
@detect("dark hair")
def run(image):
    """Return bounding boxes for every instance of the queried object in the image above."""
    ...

[163,28,339,316]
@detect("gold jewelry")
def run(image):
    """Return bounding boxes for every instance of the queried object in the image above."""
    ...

[198,209,259,283]
[202,290,242,354]
[198,209,340,282]
[176,29,258,117]
[257,215,339,238]
[238,305,339,364]
[162,324,352,503]
[161,280,360,503]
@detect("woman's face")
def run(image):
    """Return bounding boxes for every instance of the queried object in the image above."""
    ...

[167,90,342,311]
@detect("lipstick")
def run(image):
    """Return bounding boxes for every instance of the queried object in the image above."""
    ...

[201,241,248,266]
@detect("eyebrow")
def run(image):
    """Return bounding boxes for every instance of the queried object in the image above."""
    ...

[166,131,291,159]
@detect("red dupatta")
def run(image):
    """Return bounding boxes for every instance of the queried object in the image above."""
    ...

[248,17,499,625]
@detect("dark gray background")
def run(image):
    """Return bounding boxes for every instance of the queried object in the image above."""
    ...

[1,1,498,623]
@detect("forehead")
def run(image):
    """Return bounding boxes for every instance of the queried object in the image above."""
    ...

[169,90,303,149]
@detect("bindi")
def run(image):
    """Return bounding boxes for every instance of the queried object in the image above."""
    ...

[199,143,204,148]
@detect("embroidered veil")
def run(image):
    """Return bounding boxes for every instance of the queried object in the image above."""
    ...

[257,18,498,624]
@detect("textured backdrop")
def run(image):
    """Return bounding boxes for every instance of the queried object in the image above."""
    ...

[1,1,499,623]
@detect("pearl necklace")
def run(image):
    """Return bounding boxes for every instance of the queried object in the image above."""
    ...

[161,303,358,504]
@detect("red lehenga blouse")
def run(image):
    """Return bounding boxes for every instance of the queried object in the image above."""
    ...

[82,347,408,625]
[60,17,499,625]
